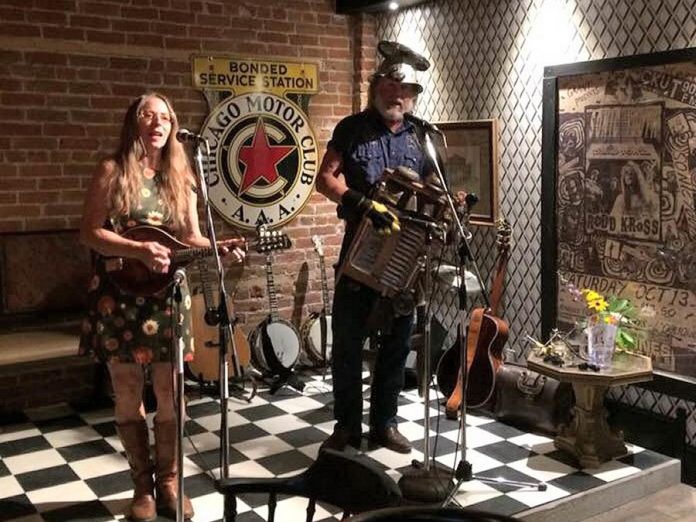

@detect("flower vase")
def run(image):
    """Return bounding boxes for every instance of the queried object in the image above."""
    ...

[585,315,619,368]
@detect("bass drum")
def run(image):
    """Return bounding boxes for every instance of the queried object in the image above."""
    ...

[300,312,332,366]
[248,317,301,375]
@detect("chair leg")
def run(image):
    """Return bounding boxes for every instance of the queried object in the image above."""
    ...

[269,492,277,522]
[306,498,316,522]
[223,493,237,522]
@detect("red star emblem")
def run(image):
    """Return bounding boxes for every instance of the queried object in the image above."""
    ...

[238,119,295,195]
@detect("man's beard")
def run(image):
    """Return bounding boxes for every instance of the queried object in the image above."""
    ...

[374,97,405,123]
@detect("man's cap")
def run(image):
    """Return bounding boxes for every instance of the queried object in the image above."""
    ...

[375,41,430,94]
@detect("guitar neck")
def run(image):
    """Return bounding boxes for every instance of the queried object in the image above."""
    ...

[318,255,330,314]
[173,245,215,264]
[265,253,280,321]
[196,258,217,309]
[489,254,508,316]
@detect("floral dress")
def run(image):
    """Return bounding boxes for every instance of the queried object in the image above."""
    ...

[79,171,195,365]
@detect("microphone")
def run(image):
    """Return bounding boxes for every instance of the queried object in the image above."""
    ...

[176,128,207,144]
[404,113,443,135]
[172,268,187,286]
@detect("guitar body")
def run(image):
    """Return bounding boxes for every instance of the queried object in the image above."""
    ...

[440,308,509,418]
[187,293,251,382]
[249,317,301,375]
[106,226,189,296]
[440,218,512,419]
[300,312,332,366]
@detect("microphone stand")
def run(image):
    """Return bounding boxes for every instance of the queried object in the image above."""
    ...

[171,269,187,522]
[397,219,453,502]
[415,129,546,505]
[189,139,255,483]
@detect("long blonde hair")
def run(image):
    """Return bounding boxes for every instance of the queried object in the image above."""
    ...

[107,92,194,231]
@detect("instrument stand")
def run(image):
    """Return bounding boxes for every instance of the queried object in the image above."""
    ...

[416,128,547,505]
[189,140,256,481]
[398,223,454,503]
[171,270,187,522]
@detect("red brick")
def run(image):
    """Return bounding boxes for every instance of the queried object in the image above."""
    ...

[122,6,158,18]
[46,94,85,107]
[43,124,86,136]
[70,14,110,29]
[114,19,155,33]
[0,193,17,204]
[0,205,41,217]
[26,217,69,230]
[28,10,68,24]
[0,123,42,136]
[0,6,24,21]
[80,1,121,16]
[18,164,63,176]
[41,26,85,40]
[34,0,76,11]
[160,9,193,24]
[44,203,83,215]
[58,138,95,150]
[0,220,24,232]
[86,30,125,45]
[19,191,59,204]
[68,54,109,68]
[26,109,70,122]
[196,13,228,26]
[68,82,110,95]
[0,23,40,37]
[13,137,58,150]
[164,37,201,50]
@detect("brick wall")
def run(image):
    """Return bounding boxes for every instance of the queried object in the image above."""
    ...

[0,1,377,333]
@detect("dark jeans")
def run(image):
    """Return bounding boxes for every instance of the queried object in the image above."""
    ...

[331,277,414,435]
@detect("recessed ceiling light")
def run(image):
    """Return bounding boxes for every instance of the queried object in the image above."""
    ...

[388,1,399,10]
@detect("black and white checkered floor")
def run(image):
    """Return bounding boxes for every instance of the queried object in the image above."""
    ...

[0,371,672,522]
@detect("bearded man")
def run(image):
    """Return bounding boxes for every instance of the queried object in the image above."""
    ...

[316,41,432,454]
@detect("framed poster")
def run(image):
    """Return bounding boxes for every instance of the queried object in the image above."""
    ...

[435,119,499,225]
[541,48,696,392]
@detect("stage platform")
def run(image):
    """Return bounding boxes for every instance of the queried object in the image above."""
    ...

[0,370,681,521]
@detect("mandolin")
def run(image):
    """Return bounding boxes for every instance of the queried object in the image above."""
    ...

[187,257,251,383]
[437,218,512,418]
[103,225,290,296]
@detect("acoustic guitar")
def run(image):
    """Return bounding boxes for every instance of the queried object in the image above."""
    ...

[186,258,251,382]
[437,218,512,418]
[103,225,289,295]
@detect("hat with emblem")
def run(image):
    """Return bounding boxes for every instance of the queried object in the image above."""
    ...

[375,41,430,94]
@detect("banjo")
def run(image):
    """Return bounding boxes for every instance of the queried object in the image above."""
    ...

[248,227,301,376]
[300,235,333,366]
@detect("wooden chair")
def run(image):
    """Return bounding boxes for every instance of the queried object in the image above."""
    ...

[216,448,402,521]
[346,506,522,521]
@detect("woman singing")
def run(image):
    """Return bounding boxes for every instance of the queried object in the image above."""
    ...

[79,92,245,521]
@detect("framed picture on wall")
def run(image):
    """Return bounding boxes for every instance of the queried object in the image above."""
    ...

[541,47,696,394]
[435,119,499,225]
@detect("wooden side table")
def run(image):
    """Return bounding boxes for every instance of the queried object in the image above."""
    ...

[527,351,652,468]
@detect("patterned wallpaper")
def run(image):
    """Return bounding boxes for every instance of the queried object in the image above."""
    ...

[376,0,696,442]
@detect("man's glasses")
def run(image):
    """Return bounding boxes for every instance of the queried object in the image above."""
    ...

[138,110,172,123]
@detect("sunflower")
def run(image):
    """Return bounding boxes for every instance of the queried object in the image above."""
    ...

[142,319,160,336]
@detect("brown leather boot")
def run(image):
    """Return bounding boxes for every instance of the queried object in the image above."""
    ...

[117,421,157,522]
[154,420,194,520]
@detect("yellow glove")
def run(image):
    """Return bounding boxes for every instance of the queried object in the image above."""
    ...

[364,200,401,235]
[342,188,400,235]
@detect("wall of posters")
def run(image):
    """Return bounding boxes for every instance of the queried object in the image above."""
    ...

[547,54,696,378]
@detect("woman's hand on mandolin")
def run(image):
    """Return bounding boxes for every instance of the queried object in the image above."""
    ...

[138,241,171,273]
[218,237,247,264]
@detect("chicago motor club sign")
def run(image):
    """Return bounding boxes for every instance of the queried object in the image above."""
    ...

[192,56,319,230]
